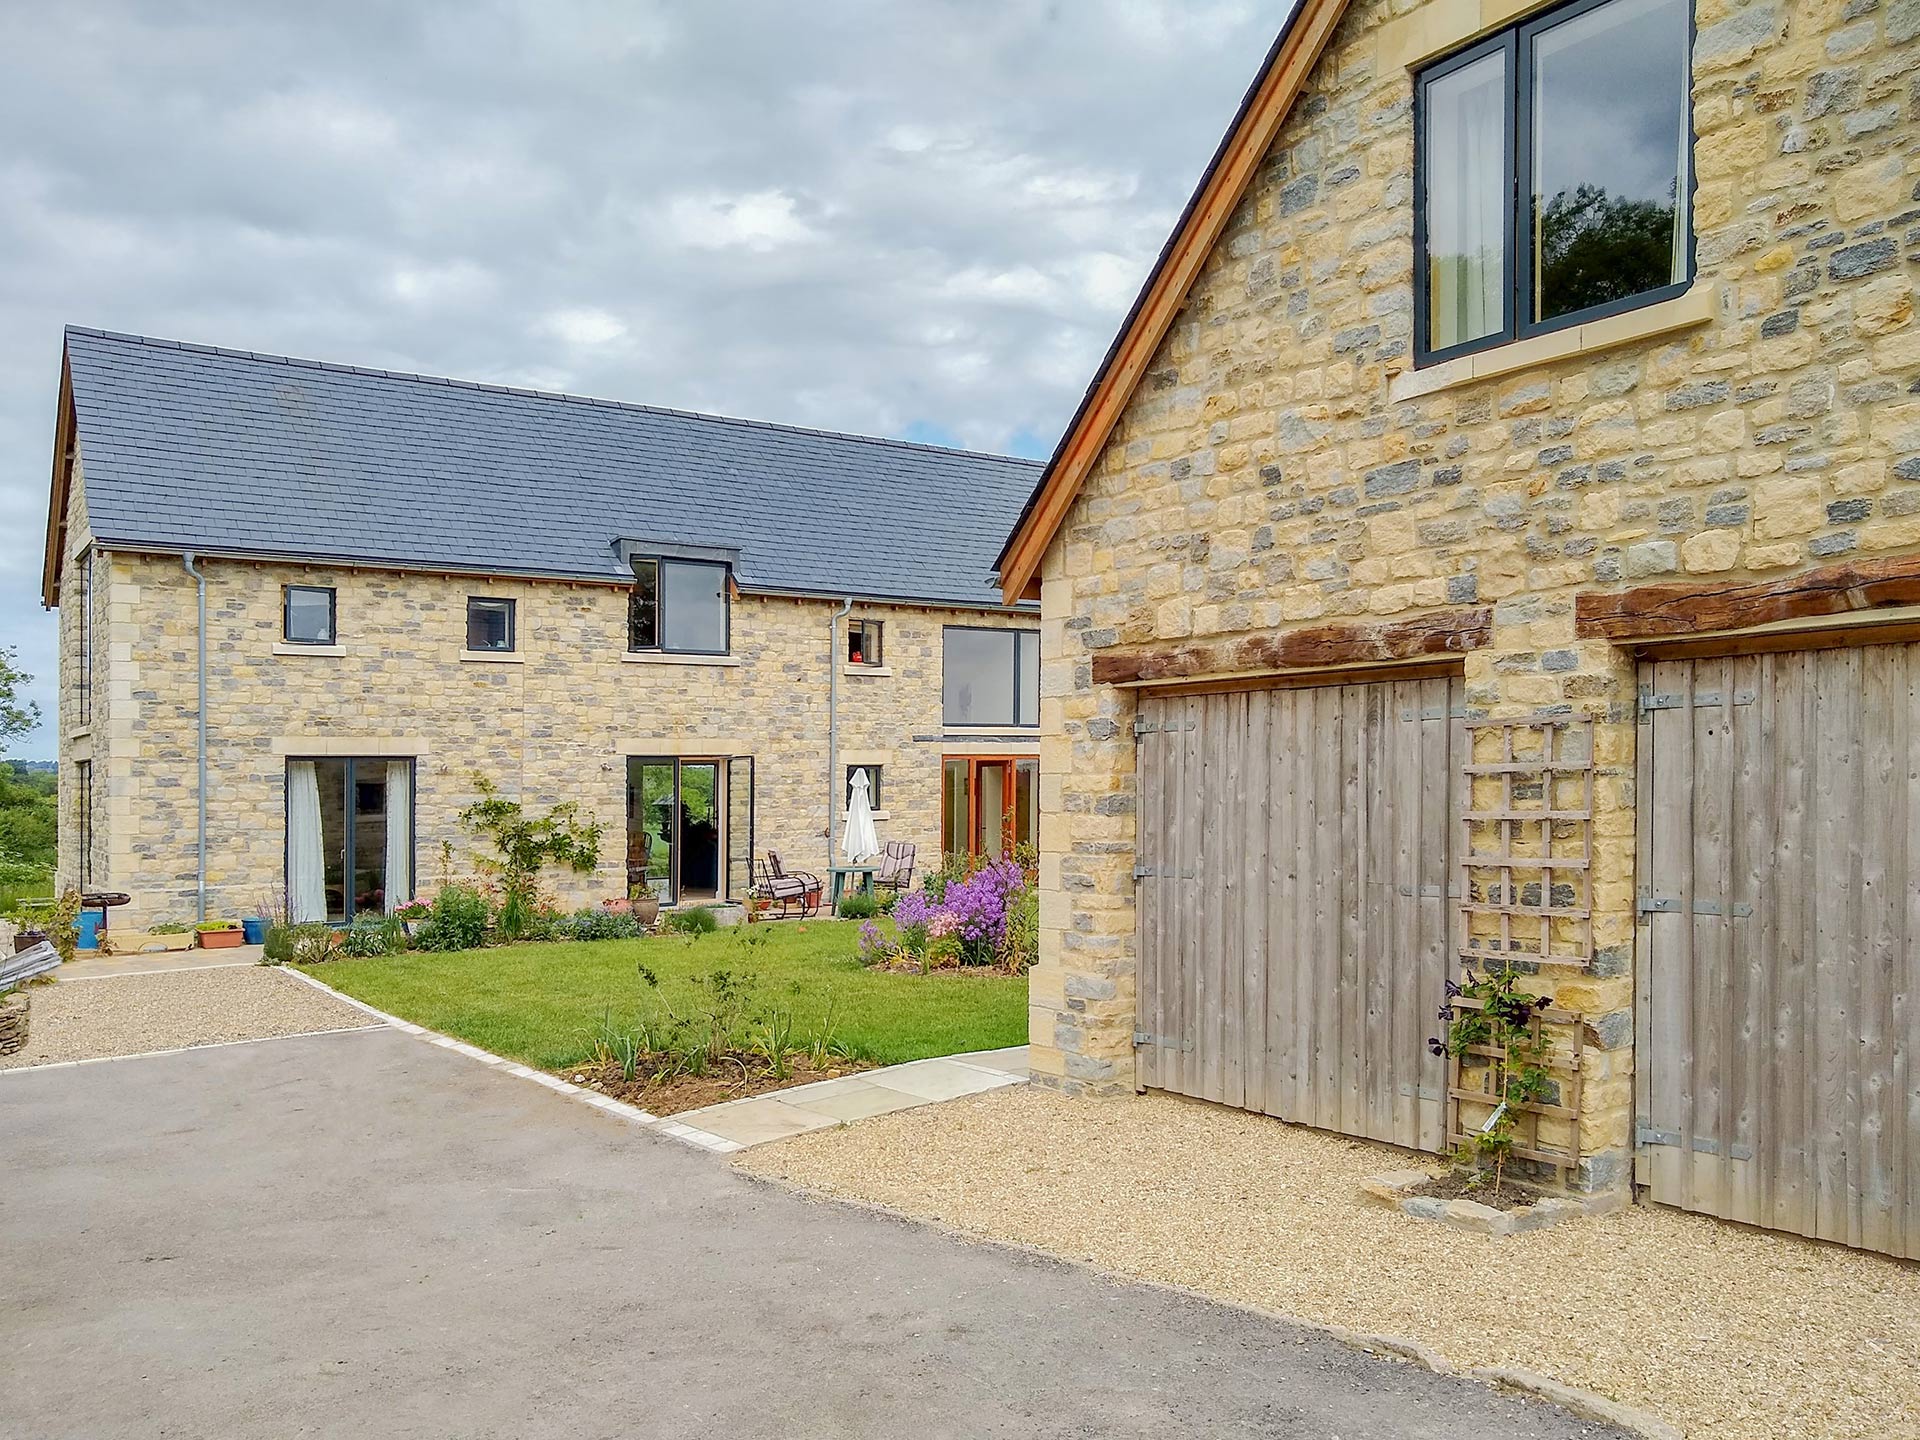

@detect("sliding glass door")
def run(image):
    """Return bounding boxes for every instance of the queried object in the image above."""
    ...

[941,756,1039,864]
[287,758,414,923]
[627,756,752,906]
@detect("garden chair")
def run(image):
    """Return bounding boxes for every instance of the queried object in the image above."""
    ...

[875,840,917,896]
[766,851,822,916]
[750,857,811,919]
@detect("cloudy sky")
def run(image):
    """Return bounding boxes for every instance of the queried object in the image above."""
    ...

[0,0,1281,758]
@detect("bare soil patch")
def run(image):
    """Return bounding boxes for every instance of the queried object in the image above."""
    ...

[563,1052,873,1114]
[1403,1170,1540,1210]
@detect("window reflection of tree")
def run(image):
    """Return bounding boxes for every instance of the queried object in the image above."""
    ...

[1536,182,1678,319]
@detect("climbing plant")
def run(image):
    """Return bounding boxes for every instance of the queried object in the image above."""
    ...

[1429,962,1554,1194]
[458,776,602,940]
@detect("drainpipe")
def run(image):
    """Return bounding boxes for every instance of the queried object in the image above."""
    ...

[826,597,853,873]
[182,553,208,923]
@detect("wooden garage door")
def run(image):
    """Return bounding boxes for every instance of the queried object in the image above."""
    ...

[1134,676,1461,1152]
[1640,647,1920,1259]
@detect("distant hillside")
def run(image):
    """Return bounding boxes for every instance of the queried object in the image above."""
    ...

[7,760,55,774]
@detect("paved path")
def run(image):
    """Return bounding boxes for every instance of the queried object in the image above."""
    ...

[0,1026,1624,1439]
[670,1045,1028,1147]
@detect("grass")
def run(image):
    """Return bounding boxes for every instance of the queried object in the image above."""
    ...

[0,866,55,915]
[301,919,1027,1070]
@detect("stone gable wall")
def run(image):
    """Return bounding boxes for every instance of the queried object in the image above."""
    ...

[58,545,1035,929]
[1032,0,1920,1191]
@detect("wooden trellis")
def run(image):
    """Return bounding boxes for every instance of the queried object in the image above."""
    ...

[1451,714,1592,1181]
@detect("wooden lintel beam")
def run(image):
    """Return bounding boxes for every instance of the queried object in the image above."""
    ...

[1090,607,1492,686]
[1575,555,1920,640]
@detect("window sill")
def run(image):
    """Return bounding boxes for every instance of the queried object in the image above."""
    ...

[1388,282,1716,404]
[460,650,523,664]
[842,664,893,677]
[272,642,346,657]
[943,722,1040,734]
[866,810,891,822]
[622,651,742,668]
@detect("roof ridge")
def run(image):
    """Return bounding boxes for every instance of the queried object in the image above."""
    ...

[61,324,1046,469]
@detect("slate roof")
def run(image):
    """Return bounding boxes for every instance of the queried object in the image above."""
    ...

[60,326,1043,610]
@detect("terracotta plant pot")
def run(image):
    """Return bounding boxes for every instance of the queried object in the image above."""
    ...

[631,893,661,927]
[197,928,245,949]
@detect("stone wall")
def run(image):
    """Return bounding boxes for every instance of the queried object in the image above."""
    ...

[56,539,1036,928]
[1031,0,1920,1193]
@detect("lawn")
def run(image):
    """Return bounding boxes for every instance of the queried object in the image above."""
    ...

[303,919,1027,1070]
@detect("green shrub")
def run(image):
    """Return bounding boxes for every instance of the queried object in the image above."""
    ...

[412,884,491,952]
[289,923,344,964]
[261,923,295,963]
[565,907,644,942]
[663,905,718,936]
[836,891,878,920]
[341,924,393,959]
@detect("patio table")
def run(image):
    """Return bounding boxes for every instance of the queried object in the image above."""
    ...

[827,865,878,907]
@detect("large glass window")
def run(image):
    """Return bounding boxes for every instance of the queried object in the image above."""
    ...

[943,627,1040,727]
[286,758,414,923]
[77,548,93,727]
[628,559,729,654]
[1415,0,1692,364]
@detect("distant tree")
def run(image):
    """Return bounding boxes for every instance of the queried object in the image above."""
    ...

[1536,184,1678,319]
[0,646,38,759]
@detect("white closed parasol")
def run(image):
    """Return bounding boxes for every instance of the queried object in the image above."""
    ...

[843,767,881,864]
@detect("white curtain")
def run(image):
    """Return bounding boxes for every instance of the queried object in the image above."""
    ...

[287,761,326,922]
[1429,52,1505,349]
[384,762,412,911]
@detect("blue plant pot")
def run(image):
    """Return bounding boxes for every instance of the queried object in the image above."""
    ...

[73,912,103,952]
[241,917,270,945]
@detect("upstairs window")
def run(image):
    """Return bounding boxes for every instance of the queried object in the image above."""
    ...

[846,764,882,810]
[466,597,515,653]
[77,547,93,727]
[847,619,883,667]
[628,558,729,655]
[943,627,1039,728]
[284,585,337,645]
[1415,0,1693,365]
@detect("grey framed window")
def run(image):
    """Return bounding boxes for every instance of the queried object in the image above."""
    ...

[285,757,415,923]
[847,619,883,667]
[283,585,337,645]
[1414,0,1693,366]
[943,627,1040,728]
[628,558,729,655]
[74,758,93,887]
[846,764,882,810]
[466,597,515,652]
[77,547,93,727]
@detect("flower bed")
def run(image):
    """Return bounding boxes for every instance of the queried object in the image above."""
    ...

[859,854,1037,974]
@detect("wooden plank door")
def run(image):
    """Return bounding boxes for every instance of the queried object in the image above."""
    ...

[1640,647,1920,1259]
[1135,674,1460,1153]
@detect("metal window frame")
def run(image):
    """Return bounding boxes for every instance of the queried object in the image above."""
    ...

[1411,0,1697,368]
[845,762,882,810]
[282,584,338,646]
[627,557,732,657]
[848,618,884,666]
[465,595,516,652]
[75,758,93,887]
[77,546,93,727]
[282,756,417,923]
[941,624,1042,728]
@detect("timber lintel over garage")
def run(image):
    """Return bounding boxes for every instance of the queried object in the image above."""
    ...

[1575,555,1920,642]
[992,0,1354,605]
[1090,607,1492,688]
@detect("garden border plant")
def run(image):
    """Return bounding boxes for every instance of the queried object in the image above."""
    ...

[1429,961,1555,1197]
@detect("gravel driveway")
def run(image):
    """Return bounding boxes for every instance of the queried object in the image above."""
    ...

[739,1085,1920,1440]
[0,965,374,1068]
[0,1023,1627,1439]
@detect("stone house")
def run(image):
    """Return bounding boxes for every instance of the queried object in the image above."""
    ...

[43,327,1041,929]
[1002,0,1920,1259]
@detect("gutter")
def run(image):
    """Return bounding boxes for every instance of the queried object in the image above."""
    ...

[181,552,208,923]
[826,597,853,876]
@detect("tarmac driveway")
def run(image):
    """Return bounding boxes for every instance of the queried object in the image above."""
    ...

[0,1025,1623,1439]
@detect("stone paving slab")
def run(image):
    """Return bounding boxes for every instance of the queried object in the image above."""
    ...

[675,1047,1028,1148]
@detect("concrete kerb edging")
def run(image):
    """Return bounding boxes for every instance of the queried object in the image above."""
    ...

[278,966,745,1154]
[736,1168,1683,1440]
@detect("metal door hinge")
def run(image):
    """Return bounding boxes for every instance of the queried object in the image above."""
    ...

[1133,1031,1189,1050]
[1133,864,1195,881]
[1638,688,1755,717]
[1133,716,1196,737]
[1636,894,1752,917]
[1636,1122,1754,1161]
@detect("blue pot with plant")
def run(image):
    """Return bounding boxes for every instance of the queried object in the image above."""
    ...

[241,917,270,945]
